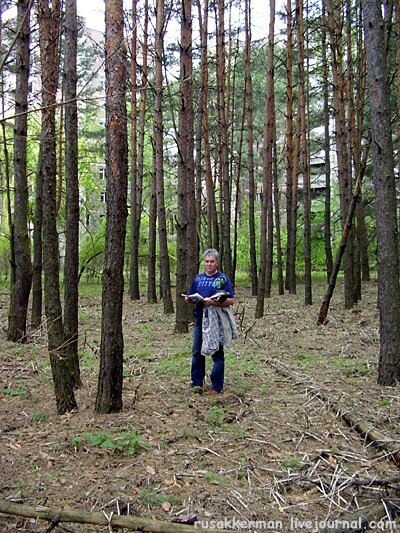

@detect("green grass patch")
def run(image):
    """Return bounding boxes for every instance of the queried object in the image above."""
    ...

[3,387,30,397]
[72,429,150,455]
[138,486,176,507]
[282,457,303,469]
[29,412,48,423]
[206,405,225,427]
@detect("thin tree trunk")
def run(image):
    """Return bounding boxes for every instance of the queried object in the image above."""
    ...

[265,0,275,300]
[7,0,32,342]
[215,0,232,278]
[129,0,139,300]
[299,0,312,305]
[31,147,43,329]
[326,0,354,309]
[273,136,284,295]
[321,0,333,282]
[63,0,81,388]
[95,0,128,413]
[285,0,295,292]
[39,0,77,414]
[154,0,174,314]
[244,0,258,295]
[255,0,275,317]
[147,145,158,304]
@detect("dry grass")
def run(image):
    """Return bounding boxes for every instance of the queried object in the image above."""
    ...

[0,280,399,531]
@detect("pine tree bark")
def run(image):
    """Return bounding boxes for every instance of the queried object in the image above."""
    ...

[175,0,194,333]
[39,0,77,414]
[215,0,233,279]
[196,0,218,250]
[154,0,174,315]
[362,0,400,386]
[244,0,258,296]
[326,0,355,309]
[255,0,275,318]
[31,147,43,329]
[298,0,312,306]
[321,0,333,282]
[63,0,81,388]
[129,0,140,300]
[147,149,158,304]
[95,0,128,413]
[285,0,295,293]
[7,0,32,342]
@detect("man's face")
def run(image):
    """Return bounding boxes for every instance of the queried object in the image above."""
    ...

[204,255,218,276]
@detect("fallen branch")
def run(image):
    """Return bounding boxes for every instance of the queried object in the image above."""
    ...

[268,358,400,466]
[320,500,400,533]
[0,500,230,532]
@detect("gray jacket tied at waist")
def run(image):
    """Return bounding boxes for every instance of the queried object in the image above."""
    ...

[201,306,238,356]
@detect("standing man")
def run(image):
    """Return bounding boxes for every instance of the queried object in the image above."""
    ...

[185,249,235,395]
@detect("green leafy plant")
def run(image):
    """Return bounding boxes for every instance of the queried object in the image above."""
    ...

[379,397,391,407]
[282,457,303,469]
[72,430,149,455]
[207,406,225,427]
[139,486,176,507]
[4,387,30,396]
[29,412,48,423]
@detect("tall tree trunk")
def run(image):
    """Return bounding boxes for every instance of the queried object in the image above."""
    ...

[129,0,139,300]
[264,0,276,300]
[321,0,333,282]
[326,0,354,309]
[147,146,158,304]
[39,0,77,414]
[7,0,32,342]
[63,0,81,388]
[299,0,312,305]
[197,0,218,250]
[175,0,194,333]
[184,1,197,288]
[362,0,400,386]
[285,0,295,293]
[31,147,43,329]
[215,0,233,278]
[135,0,149,298]
[244,0,258,295]
[255,0,275,318]
[273,136,284,295]
[154,0,174,314]
[95,0,128,413]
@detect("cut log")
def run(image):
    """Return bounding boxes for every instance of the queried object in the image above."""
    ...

[0,500,230,532]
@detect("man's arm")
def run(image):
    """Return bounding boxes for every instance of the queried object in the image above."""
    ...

[204,297,234,308]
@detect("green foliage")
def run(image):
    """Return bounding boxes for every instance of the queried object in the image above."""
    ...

[206,405,225,427]
[29,412,48,423]
[3,387,30,396]
[282,457,303,470]
[138,486,176,507]
[72,430,149,455]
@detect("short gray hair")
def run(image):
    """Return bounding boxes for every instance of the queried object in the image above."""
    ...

[203,248,220,262]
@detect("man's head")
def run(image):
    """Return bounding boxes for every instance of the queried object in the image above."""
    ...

[203,248,219,276]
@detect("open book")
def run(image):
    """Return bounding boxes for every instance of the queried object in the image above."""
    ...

[181,290,230,303]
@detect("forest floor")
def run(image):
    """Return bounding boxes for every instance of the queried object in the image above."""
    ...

[1,279,400,532]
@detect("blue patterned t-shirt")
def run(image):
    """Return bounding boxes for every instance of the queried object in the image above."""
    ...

[188,271,234,319]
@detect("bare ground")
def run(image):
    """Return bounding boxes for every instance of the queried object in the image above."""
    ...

[1,280,400,532]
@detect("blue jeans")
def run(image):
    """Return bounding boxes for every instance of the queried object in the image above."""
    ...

[191,318,224,392]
